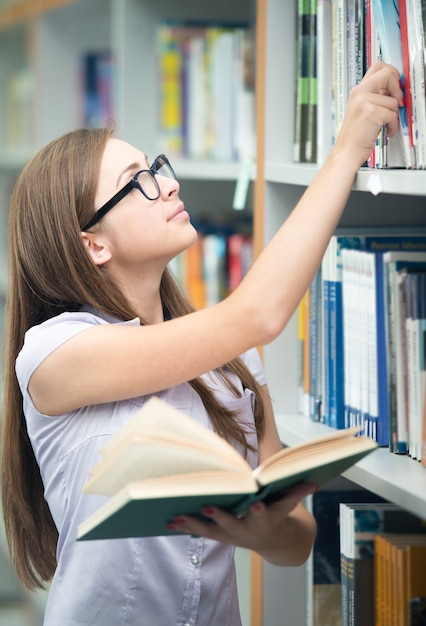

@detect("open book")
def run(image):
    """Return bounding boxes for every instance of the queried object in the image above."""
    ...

[77,397,377,541]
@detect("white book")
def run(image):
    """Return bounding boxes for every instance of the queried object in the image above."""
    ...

[316,0,333,162]
[383,251,426,453]
[406,0,426,168]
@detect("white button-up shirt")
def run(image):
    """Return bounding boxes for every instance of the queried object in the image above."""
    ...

[16,309,265,625]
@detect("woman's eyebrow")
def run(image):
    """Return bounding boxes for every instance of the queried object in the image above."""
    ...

[116,154,149,188]
[116,162,140,188]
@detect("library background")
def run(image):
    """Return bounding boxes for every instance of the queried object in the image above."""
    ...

[0,0,425,625]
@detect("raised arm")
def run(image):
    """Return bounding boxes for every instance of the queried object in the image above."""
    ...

[30,62,403,415]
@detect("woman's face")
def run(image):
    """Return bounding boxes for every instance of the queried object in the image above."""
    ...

[92,138,197,271]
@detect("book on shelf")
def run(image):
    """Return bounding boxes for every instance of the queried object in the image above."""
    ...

[310,489,385,626]
[399,0,415,159]
[340,502,426,626]
[346,0,366,93]
[370,0,416,168]
[422,338,426,466]
[297,286,312,417]
[157,23,184,156]
[408,596,426,626]
[81,50,115,129]
[169,229,253,308]
[404,0,426,169]
[156,21,255,161]
[406,545,426,626]
[294,0,318,163]
[76,397,377,541]
[309,231,426,454]
[309,268,322,421]
[316,0,333,163]
[306,0,318,163]
[202,233,227,306]
[312,0,426,167]
[383,252,426,454]
[375,533,426,626]
[330,0,349,143]
[227,232,253,294]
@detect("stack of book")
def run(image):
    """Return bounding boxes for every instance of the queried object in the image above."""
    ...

[170,230,253,309]
[157,21,255,161]
[298,228,426,463]
[339,501,426,626]
[294,0,426,168]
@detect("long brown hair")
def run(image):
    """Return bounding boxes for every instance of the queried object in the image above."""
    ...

[1,128,266,590]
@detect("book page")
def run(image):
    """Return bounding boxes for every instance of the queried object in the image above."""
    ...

[84,437,251,495]
[99,397,243,468]
[253,430,376,486]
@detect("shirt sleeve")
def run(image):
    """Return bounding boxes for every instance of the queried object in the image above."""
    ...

[15,311,139,395]
[15,313,100,394]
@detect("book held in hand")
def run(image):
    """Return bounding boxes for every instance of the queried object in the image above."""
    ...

[77,397,377,541]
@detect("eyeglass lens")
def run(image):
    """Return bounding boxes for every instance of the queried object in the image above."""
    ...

[136,157,176,199]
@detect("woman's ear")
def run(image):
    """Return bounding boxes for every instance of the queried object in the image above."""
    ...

[80,231,112,266]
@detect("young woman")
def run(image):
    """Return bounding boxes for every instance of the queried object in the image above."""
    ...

[1,61,402,625]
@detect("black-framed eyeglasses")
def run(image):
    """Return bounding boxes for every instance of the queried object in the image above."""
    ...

[81,154,177,231]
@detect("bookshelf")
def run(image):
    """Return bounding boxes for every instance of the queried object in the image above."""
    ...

[1,0,425,624]
[0,0,257,310]
[255,0,426,624]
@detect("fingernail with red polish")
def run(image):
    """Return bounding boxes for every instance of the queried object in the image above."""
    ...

[202,507,215,517]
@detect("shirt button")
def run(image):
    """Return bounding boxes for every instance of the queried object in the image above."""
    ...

[190,554,199,565]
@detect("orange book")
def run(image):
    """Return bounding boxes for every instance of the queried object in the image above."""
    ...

[185,236,206,310]
[406,544,426,607]
[375,534,386,626]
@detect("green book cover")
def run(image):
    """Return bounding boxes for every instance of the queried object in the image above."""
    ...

[77,397,377,541]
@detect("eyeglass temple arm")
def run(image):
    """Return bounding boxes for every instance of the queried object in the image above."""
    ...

[81,180,135,230]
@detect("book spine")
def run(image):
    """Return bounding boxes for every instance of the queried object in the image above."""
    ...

[370,0,416,168]
[340,502,349,626]
[306,0,318,163]
[316,0,333,163]
[406,0,426,169]
[331,0,348,140]
[294,0,312,162]
[309,269,323,421]
[422,322,426,465]
[157,25,184,156]
[375,251,390,446]
[399,0,416,157]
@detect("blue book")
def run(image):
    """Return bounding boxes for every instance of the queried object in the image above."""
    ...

[325,232,426,439]
[322,236,364,429]
[367,240,426,447]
